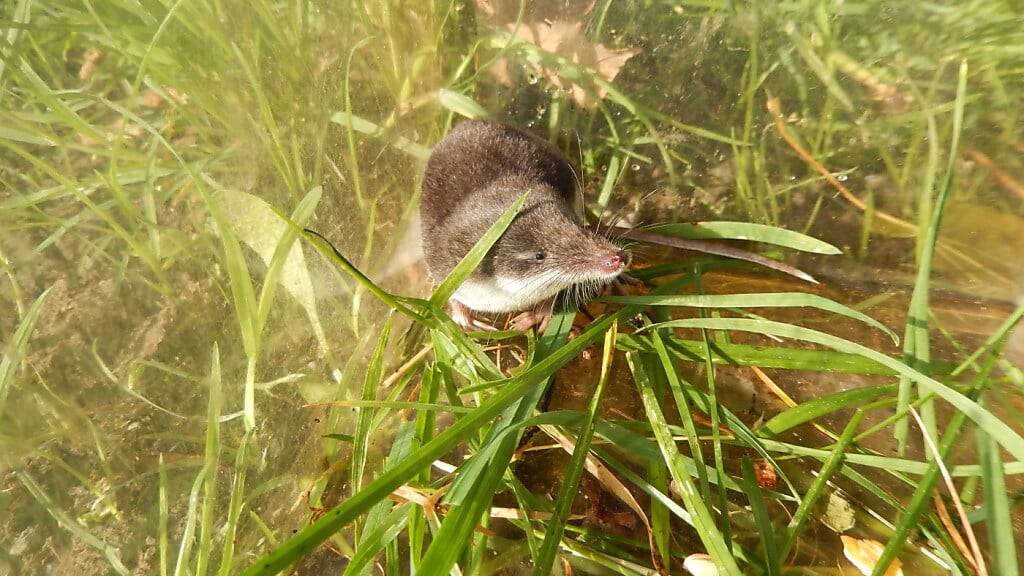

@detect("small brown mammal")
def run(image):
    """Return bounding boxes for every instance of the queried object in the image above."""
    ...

[420,120,629,331]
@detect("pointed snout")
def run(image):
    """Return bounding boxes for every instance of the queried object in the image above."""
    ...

[598,249,631,274]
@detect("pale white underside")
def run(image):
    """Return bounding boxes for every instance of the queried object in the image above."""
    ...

[452,267,619,313]
[453,274,559,312]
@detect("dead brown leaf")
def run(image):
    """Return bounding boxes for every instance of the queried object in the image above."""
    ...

[480,3,640,108]
[78,48,104,82]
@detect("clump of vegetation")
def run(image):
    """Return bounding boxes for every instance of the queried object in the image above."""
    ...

[1,1,1022,576]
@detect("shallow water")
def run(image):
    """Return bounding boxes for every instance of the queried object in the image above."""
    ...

[1,1,1023,575]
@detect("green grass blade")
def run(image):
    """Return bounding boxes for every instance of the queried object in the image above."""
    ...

[738,458,779,576]
[648,326,709,496]
[754,436,1024,477]
[342,36,374,207]
[329,111,432,160]
[229,41,296,194]
[600,292,898,344]
[0,286,50,415]
[593,446,695,524]
[207,190,260,429]
[16,471,130,575]
[196,344,223,576]
[173,470,206,576]
[217,431,252,576]
[700,325,731,545]
[417,309,576,576]
[430,191,528,307]
[0,0,31,93]
[895,59,968,453]
[533,324,617,575]
[628,352,744,576]
[437,88,489,119]
[238,311,621,576]
[760,385,895,436]
[646,221,841,254]
[350,317,393,509]
[324,400,473,413]
[871,344,1003,576]
[254,186,324,339]
[977,426,1018,575]
[618,334,949,375]
[649,317,1024,463]
[778,410,863,561]
[343,505,411,576]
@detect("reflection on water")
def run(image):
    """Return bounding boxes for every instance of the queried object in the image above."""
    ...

[1,0,1022,574]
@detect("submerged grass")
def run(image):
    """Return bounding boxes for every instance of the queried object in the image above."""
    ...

[1,1,1023,575]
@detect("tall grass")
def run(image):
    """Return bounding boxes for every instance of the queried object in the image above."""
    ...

[1,1,1022,575]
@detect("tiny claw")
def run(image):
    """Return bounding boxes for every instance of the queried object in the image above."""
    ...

[471,318,501,332]
[451,300,499,331]
[610,272,647,296]
[509,309,549,332]
[508,298,555,332]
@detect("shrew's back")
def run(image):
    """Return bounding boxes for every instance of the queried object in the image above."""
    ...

[420,121,578,228]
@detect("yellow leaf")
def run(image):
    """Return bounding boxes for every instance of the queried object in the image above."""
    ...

[683,553,719,576]
[841,535,904,576]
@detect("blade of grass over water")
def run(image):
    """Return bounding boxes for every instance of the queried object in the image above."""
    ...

[628,352,744,576]
[5,3,1024,575]
[648,317,1024,463]
[646,221,841,254]
[299,228,423,320]
[350,316,393,529]
[895,59,969,454]
[978,426,1019,576]
[239,310,621,576]
[437,88,489,119]
[532,322,618,576]
[254,186,324,342]
[343,36,375,208]
[761,385,895,436]
[173,470,206,576]
[738,458,780,576]
[870,343,1004,576]
[778,409,863,561]
[648,323,710,500]
[599,292,898,344]
[613,227,819,283]
[617,334,952,375]
[207,188,259,430]
[0,286,50,415]
[159,454,169,576]
[15,471,130,576]
[329,111,432,160]
[195,344,223,576]
[343,505,411,576]
[417,308,577,576]
[216,431,252,576]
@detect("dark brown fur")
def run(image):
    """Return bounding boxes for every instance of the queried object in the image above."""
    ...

[420,121,624,299]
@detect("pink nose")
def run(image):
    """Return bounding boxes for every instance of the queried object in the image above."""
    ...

[599,250,629,273]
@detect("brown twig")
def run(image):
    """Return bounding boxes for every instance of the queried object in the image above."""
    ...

[966,147,1024,200]
[933,492,979,574]
[910,407,988,576]
[766,97,918,234]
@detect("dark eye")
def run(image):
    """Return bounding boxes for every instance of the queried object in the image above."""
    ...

[534,251,546,261]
